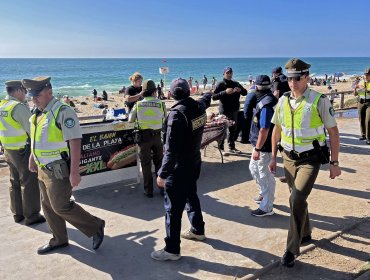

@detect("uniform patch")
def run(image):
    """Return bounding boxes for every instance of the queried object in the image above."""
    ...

[0,111,8,117]
[329,107,335,117]
[192,114,207,131]
[64,118,75,128]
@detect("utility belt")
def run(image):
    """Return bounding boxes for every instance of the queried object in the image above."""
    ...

[359,98,370,104]
[41,159,70,180]
[282,149,317,160]
[279,139,330,164]
[133,129,161,144]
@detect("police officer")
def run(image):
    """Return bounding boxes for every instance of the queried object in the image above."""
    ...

[245,75,277,217]
[354,68,370,144]
[0,80,45,225]
[22,77,105,254]
[268,59,341,267]
[129,80,166,197]
[271,66,290,98]
[213,67,248,155]
[151,78,211,261]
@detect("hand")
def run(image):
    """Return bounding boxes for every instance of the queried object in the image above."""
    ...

[252,150,260,160]
[70,171,81,188]
[268,158,277,176]
[225,88,234,94]
[273,90,280,98]
[234,87,241,93]
[329,165,341,179]
[157,176,165,188]
[29,158,38,173]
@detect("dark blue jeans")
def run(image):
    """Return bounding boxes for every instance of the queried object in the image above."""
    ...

[163,175,205,254]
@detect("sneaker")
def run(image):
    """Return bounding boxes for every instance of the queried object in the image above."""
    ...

[359,136,366,141]
[281,250,295,267]
[278,177,287,183]
[251,208,275,217]
[151,249,181,261]
[181,230,206,241]
[253,195,263,204]
[229,148,241,154]
[221,150,229,156]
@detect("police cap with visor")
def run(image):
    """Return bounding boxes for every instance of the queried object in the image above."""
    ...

[22,76,51,97]
[285,58,311,77]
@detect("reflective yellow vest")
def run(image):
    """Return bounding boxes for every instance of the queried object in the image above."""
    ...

[30,101,69,167]
[136,97,165,130]
[278,91,326,153]
[357,81,370,100]
[0,100,28,150]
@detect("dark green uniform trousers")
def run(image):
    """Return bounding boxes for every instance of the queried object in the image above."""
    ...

[138,131,163,195]
[358,100,370,140]
[282,152,321,255]
[4,148,41,221]
[38,161,103,246]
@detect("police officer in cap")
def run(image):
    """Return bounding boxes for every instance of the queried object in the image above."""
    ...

[151,78,211,261]
[23,77,105,254]
[1,80,45,225]
[268,59,341,267]
[129,79,166,197]
[354,68,370,144]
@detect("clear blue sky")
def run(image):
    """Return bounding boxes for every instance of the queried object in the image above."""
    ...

[1,0,369,58]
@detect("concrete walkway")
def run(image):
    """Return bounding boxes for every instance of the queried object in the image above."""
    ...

[0,116,369,279]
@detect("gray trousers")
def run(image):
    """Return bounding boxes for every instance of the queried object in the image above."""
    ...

[358,101,370,140]
[282,152,321,255]
[4,148,41,220]
[138,132,163,194]
[38,161,103,246]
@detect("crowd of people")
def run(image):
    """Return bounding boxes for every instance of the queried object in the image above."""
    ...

[5,57,370,269]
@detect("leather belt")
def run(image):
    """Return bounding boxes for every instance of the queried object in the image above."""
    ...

[283,149,317,160]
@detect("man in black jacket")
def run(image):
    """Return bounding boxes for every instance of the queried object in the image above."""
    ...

[152,78,212,261]
[271,66,290,98]
[212,67,247,155]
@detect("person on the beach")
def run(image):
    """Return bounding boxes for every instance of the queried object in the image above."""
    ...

[129,80,166,198]
[124,72,143,113]
[102,90,108,101]
[23,76,105,255]
[211,77,217,90]
[248,74,253,85]
[354,68,370,144]
[63,95,75,107]
[195,80,199,93]
[212,66,247,155]
[245,75,277,217]
[268,58,341,267]
[0,80,45,226]
[152,78,211,261]
[92,89,97,101]
[187,77,193,90]
[271,66,290,98]
[202,75,208,90]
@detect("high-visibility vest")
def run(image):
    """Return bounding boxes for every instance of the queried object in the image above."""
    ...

[30,101,69,167]
[357,81,370,100]
[0,100,28,150]
[278,91,326,153]
[136,97,165,130]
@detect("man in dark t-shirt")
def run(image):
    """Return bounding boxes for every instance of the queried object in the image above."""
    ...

[271,66,290,98]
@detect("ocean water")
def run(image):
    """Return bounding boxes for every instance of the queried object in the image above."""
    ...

[1,57,370,98]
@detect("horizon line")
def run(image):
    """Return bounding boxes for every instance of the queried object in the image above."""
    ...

[1,56,370,59]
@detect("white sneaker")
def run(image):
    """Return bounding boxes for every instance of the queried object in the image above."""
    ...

[151,249,181,261]
[229,148,241,154]
[181,230,206,241]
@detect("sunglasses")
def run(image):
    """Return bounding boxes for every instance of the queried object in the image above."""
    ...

[288,75,307,82]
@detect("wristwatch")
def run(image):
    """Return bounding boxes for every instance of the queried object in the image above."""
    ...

[329,160,339,166]
[255,147,262,152]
